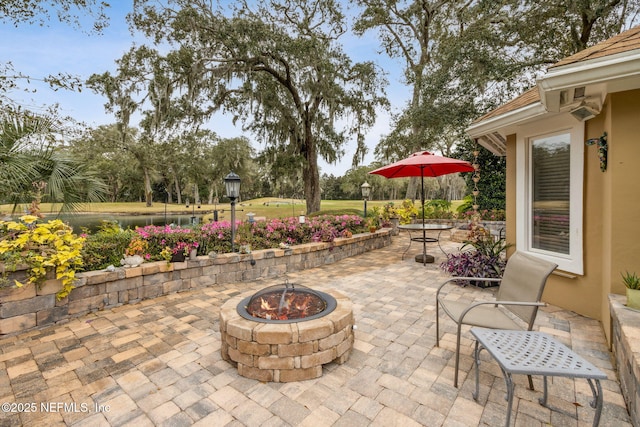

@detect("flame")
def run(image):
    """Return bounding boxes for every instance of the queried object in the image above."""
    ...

[260,297,275,311]
[249,291,323,320]
[294,295,312,312]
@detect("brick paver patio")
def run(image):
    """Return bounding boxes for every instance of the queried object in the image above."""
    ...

[0,233,632,426]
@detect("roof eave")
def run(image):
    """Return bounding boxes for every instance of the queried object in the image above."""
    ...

[466,103,547,155]
[539,50,640,112]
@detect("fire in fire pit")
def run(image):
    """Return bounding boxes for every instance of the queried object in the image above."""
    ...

[237,281,337,323]
[221,286,353,382]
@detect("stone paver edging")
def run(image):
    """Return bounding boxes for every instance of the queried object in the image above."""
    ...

[220,289,354,382]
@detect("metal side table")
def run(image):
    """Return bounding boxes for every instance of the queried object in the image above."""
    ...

[471,328,606,427]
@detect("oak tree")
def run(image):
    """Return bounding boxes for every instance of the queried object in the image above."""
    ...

[113,0,387,213]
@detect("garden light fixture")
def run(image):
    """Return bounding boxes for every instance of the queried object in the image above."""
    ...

[361,182,371,218]
[186,199,200,225]
[225,172,241,252]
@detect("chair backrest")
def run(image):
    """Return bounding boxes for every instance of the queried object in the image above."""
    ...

[496,251,558,329]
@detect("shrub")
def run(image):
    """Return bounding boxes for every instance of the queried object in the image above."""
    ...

[422,199,454,219]
[456,195,474,213]
[81,228,134,271]
[133,225,200,260]
[75,214,370,273]
[0,215,85,298]
[250,217,311,249]
[199,221,233,254]
[440,237,511,287]
[0,214,377,296]
[395,199,419,224]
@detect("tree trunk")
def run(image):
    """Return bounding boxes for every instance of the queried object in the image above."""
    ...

[110,180,119,202]
[194,185,200,204]
[404,71,424,202]
[174,176,182,205]
[302,132,321,214]
[143,168,153,207]
[405,177,419,201]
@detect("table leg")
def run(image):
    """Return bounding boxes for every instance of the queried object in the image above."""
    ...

[539,377,602,427]
[401,230,412,260]
[538,375,549,407]
[500,367,515,427]
[588,379,603,427]
[436,229,447,255]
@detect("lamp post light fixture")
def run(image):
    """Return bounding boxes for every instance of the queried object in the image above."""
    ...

[224,171,241,253]
[186,184,201,225]
[164,190,168,225]
[361,182,371,218]
[186,198,201,225]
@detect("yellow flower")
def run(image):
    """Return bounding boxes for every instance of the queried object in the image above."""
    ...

[19,215,40,224]
[0,218,84,299]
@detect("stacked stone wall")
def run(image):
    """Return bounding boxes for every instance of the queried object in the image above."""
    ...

[0,230,391,336]
[610,294,640,427]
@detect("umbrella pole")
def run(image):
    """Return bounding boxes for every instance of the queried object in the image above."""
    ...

[421,168,426,266]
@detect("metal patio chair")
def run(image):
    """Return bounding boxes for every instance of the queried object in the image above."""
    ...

[435,251,557,388]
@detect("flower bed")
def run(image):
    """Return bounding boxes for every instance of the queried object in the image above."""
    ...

[0,215,84,299]
[82,214,367,271]
[0,229,391,336]
[0,214,367,302]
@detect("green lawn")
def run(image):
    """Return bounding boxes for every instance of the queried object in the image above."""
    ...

[2,198,463,221]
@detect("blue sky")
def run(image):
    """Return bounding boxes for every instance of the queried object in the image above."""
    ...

[0,2,409,176]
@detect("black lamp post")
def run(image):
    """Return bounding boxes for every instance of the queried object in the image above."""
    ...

[164,190,168,225]
[361,182,371,218]
[186,189,201,225]
[186,199,201,225]
[224,172,241,252]
[213,198,219,222]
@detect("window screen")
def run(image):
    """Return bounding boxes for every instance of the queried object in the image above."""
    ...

[531,133,570,255]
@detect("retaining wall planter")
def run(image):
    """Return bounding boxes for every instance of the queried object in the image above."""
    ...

[0,230,392,336]
[610,294,640,426]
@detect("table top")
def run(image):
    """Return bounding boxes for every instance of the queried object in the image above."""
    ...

[398,223,453,231]
[471,328,607,380]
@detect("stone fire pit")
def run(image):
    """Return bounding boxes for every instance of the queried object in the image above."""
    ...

[219,287,354,382]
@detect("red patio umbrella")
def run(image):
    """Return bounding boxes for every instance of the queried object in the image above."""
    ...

[370,151,474,264]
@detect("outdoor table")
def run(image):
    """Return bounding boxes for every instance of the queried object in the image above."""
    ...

[471,328,607,427]
[398,223,452,264]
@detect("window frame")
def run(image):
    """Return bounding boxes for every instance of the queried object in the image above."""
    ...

[515,116,584,275]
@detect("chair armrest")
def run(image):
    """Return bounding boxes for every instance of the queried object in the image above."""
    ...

[459,300,546,323]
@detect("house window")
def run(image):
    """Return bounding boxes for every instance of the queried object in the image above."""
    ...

[516,119,583,275]
[531,134,570,255]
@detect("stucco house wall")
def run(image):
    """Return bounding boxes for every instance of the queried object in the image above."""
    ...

[512,90,640,338]
[468,26,640,343]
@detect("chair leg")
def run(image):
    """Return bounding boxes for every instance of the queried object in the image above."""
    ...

[454,322,462,388]
[436,303,440,347]
[527,374,534,390]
